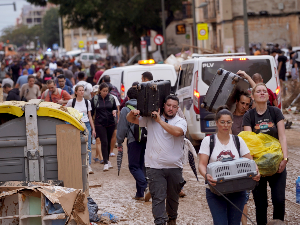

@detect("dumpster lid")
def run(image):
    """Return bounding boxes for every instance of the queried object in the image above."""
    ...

[0,101,85,131]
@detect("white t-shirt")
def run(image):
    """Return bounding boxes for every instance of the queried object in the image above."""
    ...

[139,115,187,169]
[73,81,93,100]
[66,99,92,123]
[199,135,250,164]
[111,94,120,106]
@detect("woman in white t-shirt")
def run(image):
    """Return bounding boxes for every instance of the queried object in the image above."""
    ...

[198,106,260,225]
[66,85,96,174]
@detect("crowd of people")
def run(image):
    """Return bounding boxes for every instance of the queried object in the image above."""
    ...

[0,50,290,225]
[0,53,123,174]
[250,43,300,84]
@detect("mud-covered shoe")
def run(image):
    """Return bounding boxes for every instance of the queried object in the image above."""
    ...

[167,219,176,225]
[103,164,109,171]
[88,165,94,174]
[144,188,151,202]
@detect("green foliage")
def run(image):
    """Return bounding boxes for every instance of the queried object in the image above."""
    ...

[0,7,60,48]
[0,25,43,47]
[42,8,60,47]
[26,0,183,48]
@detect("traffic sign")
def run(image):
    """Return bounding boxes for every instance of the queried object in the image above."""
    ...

[52,43,58,50]
[78,40,84,49]
[176,24,186,35]
[197,23,208,40]
[154,34,164,45]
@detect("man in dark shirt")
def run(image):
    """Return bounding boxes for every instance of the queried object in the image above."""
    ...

[10,61,20,84]
[3,83,21,101]
[232,91,251,135]
[277,50,287,82]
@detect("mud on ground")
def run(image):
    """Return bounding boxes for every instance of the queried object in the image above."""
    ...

[88,114,300,225]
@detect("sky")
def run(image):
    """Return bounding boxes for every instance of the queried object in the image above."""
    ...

[0,0,30,35]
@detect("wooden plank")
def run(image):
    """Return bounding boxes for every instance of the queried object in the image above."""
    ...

[56,124,83,190]
[0,88,3,102]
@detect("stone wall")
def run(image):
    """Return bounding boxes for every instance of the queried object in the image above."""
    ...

[233,15,299,50]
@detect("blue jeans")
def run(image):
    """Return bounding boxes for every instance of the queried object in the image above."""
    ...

[85,122,92,165]
[127,141,147,198]
[206,188,246,225]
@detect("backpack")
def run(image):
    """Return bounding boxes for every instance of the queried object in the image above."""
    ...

[93,94,115,108]
[208,134,240,162]
[43,88,64,102]
[127,104,147,143]
[248,106,277,131]
[72,98,89,112]
[110,85,121,102]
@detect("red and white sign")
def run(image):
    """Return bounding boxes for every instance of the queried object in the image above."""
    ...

[140,40,147,45]
[154,34,164,45]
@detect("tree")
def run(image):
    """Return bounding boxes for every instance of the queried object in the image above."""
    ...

[26,0,183,48]
[42,7,60,47]
[0,25,43,47]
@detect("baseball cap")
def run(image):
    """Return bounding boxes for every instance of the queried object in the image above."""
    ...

[93,85,99,93]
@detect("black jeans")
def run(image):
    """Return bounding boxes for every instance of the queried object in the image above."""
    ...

[146,167,184,225]
[95,124,115,164]
[252,168,287,225]
[128,141,147,197]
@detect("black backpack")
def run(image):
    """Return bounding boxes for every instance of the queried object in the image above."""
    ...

[209,134,240,162]
[127,104,147,143]
[72,98,89,111]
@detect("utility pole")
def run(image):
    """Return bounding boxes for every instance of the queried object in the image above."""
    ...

[58,17,63,48]
[243,0,250,55]
[161,0,167,60]
[192,0,197,51]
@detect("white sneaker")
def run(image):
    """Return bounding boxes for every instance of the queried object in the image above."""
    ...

[88,165,94,174]
[103,164,109,171]
[108,161,113,169]
[109,152,116,157]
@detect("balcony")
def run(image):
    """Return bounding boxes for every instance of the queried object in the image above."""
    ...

[182,1,192,19]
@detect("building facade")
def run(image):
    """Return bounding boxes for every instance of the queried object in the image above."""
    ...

[195,0,300,52]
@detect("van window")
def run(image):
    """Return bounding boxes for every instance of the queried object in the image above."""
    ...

[81,55,87,60]
[89,55,94,60]
[202,59,272,86]
[178,63,194,89]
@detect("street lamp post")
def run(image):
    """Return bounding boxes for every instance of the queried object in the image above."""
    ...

[243,0,250,55]
[192,0,197,51]
[161,0,167,60]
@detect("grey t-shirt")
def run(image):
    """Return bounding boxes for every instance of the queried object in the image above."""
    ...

[232,114,244,135]
[139,115,187,169]
[20,83,40,101]
[2,78,14,87]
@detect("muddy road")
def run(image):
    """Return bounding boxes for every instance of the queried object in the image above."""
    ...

[88,113,300,225]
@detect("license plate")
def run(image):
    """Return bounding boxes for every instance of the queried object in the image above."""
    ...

[206,121,216,127]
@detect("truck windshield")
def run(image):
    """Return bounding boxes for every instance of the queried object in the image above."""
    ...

[202,59,272,86]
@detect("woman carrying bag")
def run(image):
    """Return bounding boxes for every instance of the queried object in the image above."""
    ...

[198,106,260,225]
[66,85,96,174]
[243,83,288,225]
[91,83,117,171]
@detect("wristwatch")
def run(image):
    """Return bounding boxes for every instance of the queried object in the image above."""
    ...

[283,158,289,162]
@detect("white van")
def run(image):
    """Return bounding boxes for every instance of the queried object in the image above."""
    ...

[97,64,177,101]
[175,53,281,145]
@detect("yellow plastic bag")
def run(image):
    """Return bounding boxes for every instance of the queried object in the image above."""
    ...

[67,107,83,121]
[238,131,283,176]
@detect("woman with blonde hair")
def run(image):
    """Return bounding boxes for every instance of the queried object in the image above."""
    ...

[66,85,96,174]
[243,83,288,224]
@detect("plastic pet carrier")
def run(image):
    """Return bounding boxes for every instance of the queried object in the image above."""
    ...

[206,158,257,195]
